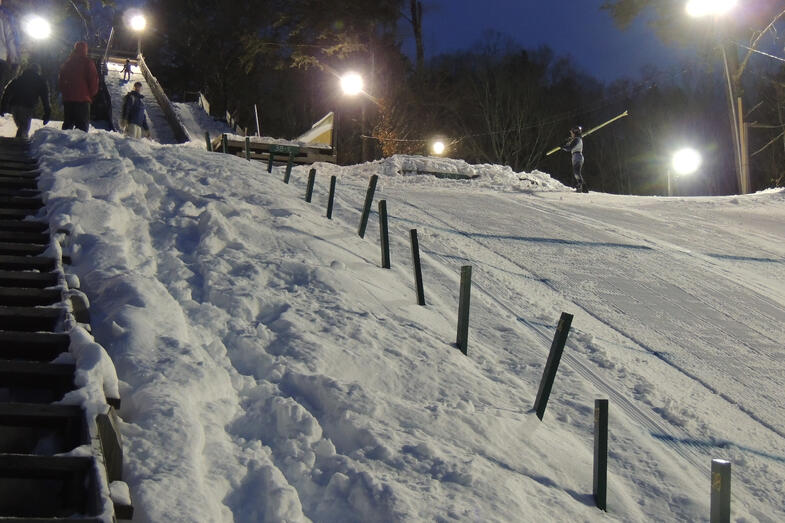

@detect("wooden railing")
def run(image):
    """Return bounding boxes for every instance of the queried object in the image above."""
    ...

[137,54,191,144]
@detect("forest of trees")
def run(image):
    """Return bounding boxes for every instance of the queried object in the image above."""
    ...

[4,0,784,195]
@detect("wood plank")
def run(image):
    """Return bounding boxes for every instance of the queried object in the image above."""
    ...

[0,159,38,169]
[0,517,103,522]
[114,502,134,520]
[0,360,76,405]
[0,191,39,201]
[0,271,58,289]
[0,197,43,210]
[0,360,75,379]
[0,306,63,332]
[216,137,337,165]
[96,409,122,482]
[0,288,61,307]
[0,221,47,233]
[0,244,47,258]
[0,209,34,219]
[0,231,49,243]
[0,403,83,426]
[0,454,92,478]
[0,178,37,189]
[0,255,56,272]
[0,170,39,179]
[0,360,75,386]
[0,332,70,361]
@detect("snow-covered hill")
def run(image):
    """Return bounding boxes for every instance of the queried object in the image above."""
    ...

[7,120,785,521]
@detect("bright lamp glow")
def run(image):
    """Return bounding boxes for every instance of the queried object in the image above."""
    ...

[340,72,364,96]
[686,0,737,18]
[431,140,446,156]
[672,148,702,175]
[23,15,52,40]
[130,14,147,32]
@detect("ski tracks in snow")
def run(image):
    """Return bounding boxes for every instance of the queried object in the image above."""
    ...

[387,190,784,508]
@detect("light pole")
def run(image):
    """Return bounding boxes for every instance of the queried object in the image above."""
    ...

[129,13,146,56]
[340,72,369,163]
[668,147,702,196]
[686,0,747,193]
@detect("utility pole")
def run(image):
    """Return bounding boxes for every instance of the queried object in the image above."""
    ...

[720,43,748,194]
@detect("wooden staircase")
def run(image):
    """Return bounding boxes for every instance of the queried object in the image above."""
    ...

[0,137,131,522]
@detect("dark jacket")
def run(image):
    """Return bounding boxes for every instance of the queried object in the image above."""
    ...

[1,68,51,115]
[58,41,99,103]
[562,136,583,156]
[121,90,148,129]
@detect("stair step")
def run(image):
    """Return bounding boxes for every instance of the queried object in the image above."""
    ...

[0,170,39,179]
[0,231,49,244]
[0,244,47,258]
[0,454,91,477]
[0,332,69,361]
[0,138,30,149]
[0,178,37,190]
[0,271,58,289]
[0,256,56,272]
[0,151,34,160]
[0,210,35,220]
[0,404,83,426]
[0,164,37,173]
[0,171,41,180]
[0,222,46,233]
[0,197,43,210]
[0,190,39,200]
[0,404,85,455]
[0,159,37,169]
[0,454,100,518]
[0,517,103,522]
[0,307,63,332]
[0,360,75,404]
[0,288,61,307]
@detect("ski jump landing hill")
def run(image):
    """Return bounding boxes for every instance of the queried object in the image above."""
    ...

[103,56,225,145]
[102,55,337,167]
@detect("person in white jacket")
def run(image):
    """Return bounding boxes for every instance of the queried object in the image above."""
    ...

[0,0,20,90]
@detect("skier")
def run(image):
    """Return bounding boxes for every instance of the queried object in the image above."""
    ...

[120,81,149,138]
[58,41,99,132]
[562,125,587,193]
[121,59,132,82]
[0,64,51,139]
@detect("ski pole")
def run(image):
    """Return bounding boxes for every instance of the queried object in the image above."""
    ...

[545,110,629,156]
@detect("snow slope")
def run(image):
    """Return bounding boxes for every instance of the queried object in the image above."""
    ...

[105,61,179,144]
[173,101,234,145]
[9,121,785,522]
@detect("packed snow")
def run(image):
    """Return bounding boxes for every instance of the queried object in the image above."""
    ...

[104,60,179,144]
[2,114,785,521]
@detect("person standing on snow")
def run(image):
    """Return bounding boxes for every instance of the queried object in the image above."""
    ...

[0,0,20,91]
[562,125,587,193]
[121,81,149,138]
[58,41,99,132]
[0,64,51,139]
[121,59,132,82]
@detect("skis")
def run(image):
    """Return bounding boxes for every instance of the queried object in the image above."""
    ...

[545,110,629,156]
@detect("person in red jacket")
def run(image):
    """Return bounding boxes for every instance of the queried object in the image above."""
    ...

[58,41,98,132]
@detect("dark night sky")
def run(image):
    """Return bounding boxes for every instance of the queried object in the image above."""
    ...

[410,0,694,81]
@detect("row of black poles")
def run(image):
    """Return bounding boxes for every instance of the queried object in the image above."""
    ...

[204,139,733,519]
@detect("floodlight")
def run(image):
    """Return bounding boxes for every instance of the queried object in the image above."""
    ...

[340,72,364,96]
[672,148,702,175]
